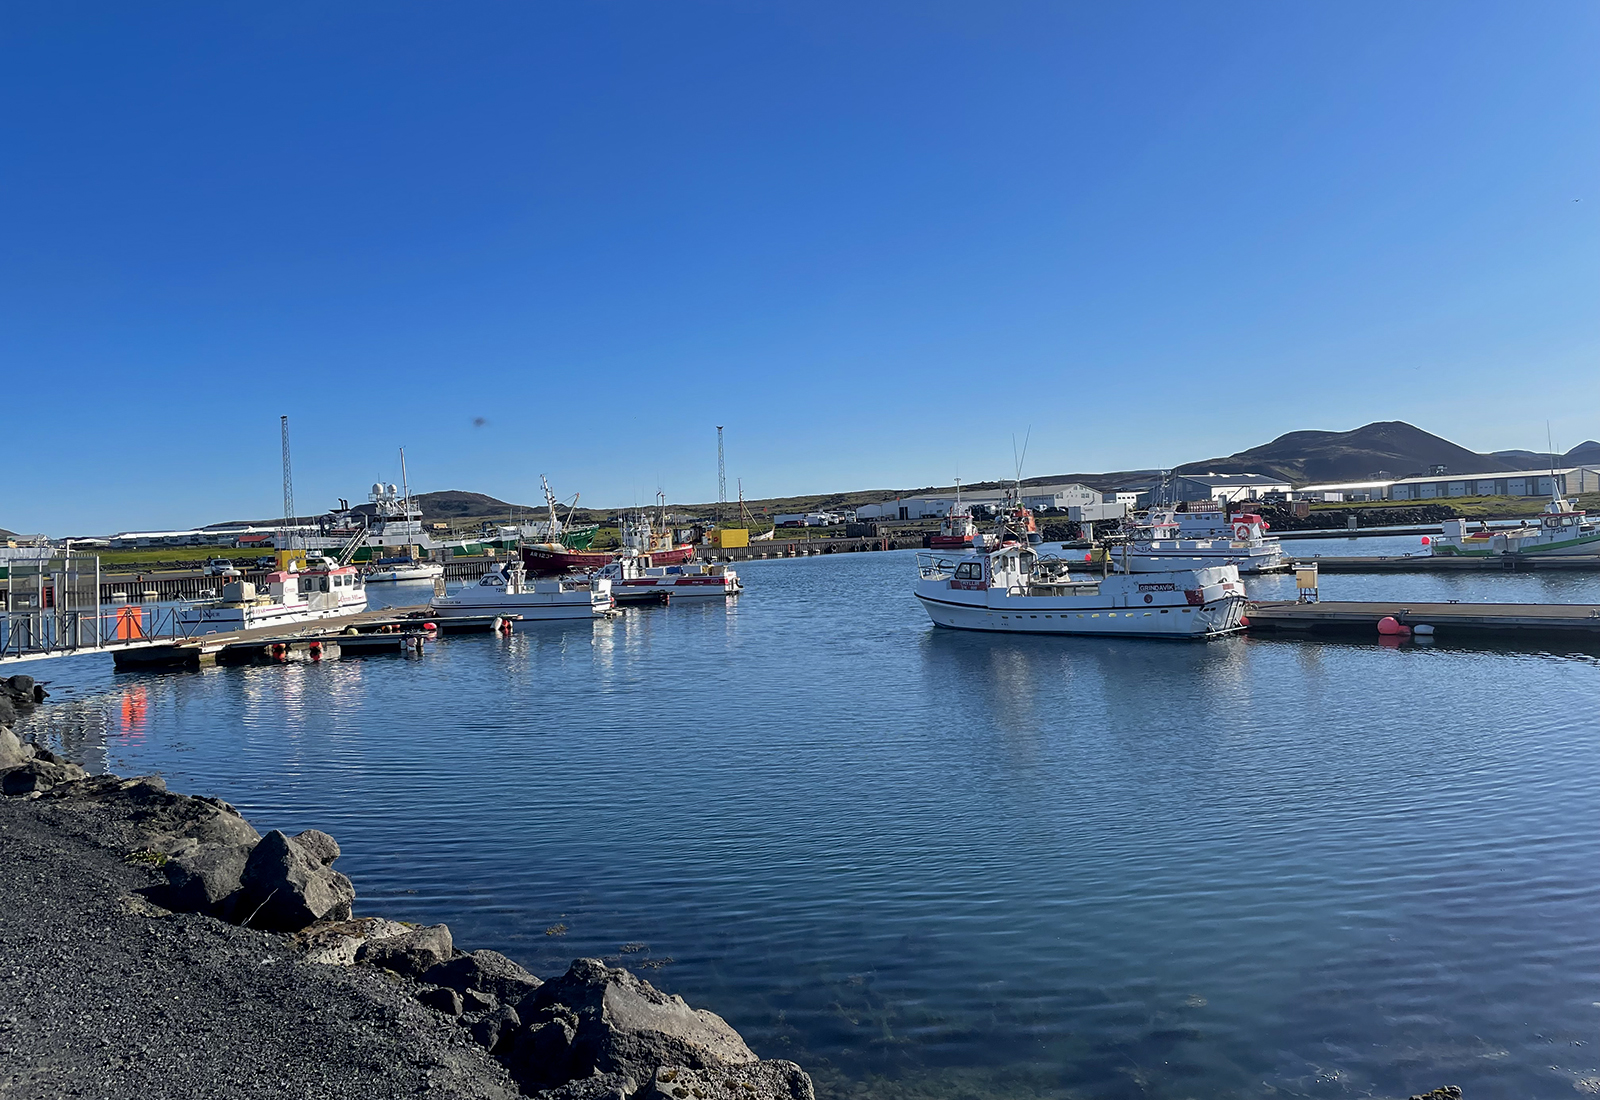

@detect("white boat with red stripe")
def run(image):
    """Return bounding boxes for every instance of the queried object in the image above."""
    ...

[591,558,742,603]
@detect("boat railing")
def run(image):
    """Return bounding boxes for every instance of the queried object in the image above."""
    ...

[915,552,958,579]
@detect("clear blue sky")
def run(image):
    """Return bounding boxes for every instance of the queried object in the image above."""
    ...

[4,2,1596,534]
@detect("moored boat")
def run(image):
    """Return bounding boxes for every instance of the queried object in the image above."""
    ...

[1434,496,1600,556]
[428,563,613,620]
[176,557,368,635]
[364,557,446,582]
[914,542,1245,638]
[1115,508,1289,574]
[592,558,742,603]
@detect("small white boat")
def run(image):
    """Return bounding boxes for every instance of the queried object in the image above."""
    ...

[428,563,612,621]
[591,558,742,603]
[176,558,368,635]
[1113,508,1288,574]
[365,560,446,582]
[915,541,1245,638]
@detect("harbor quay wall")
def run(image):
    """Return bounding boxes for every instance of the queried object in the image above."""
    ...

[0,678,814,1100]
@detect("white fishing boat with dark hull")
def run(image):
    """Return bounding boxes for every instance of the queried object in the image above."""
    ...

[429,564,612,621]
[915,542,1246,638]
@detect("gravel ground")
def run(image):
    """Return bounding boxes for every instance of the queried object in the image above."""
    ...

[0,793,521,1100]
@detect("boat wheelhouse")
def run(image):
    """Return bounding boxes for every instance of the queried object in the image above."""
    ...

[914,542,1245,638]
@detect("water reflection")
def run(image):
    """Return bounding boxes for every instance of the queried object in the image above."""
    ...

[11,549,1600,1100]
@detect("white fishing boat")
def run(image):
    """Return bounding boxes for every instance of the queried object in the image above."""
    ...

[176,557,368,635]
[914,541,1246,638]
[1112,508,1288,574]
[591,558,742,603]
[428,563,612,620]
[1434,495,1600,557]
[365,558,446,582]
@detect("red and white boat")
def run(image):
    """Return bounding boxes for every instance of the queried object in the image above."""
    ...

[591,559,742,603]
[928,482,979,550]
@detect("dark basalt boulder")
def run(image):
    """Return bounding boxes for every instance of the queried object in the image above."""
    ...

[44,775,261,851]
[293,828,340,866]
[1,758,86,796]
[533,1072,638,1100]
[417,984,466,1016]
[501,1015,579,1090]
[470,1004,522,1052]
[424,948,544,1004]
[512,959,758,1090]
[161,842,254,917]
[355,922,454,977]
[639,1062,814,1100]
[237,829,356,932]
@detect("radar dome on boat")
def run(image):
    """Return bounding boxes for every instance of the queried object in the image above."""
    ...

[387,484,398,495]
[372,482,384,496]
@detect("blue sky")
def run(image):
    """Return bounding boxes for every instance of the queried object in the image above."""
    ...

[4,3,1596,534]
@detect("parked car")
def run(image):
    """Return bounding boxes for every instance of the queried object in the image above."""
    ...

[254,556,277,569]
[202,558,236,576]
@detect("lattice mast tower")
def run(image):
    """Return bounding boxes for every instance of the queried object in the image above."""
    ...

[280,415,296,557]
[716,426,726,526]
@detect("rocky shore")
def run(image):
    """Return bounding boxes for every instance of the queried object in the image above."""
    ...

[0,673,812,1100]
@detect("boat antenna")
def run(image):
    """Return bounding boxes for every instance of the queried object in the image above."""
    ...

[1548,421,1561,505]
[1012,427,1031,492]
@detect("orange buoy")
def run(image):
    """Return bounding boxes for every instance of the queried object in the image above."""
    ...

[1239,615,1251,628]
[1377,616,1410,636]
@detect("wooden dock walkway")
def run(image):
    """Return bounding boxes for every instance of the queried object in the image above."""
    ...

[1295,553,1600,573]
[106,605,521,671]
[1247,599,1600,638]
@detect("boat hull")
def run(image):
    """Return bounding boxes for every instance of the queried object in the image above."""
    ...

[366,564,445,582]
[428,597,605,620]
[610,576,740,602]
[175,597,368,636]
[521,544,614,575]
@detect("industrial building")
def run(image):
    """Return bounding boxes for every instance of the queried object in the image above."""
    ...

[1169,473,1295,503]
[1385,467,1600,501]
[853,482,1120,522]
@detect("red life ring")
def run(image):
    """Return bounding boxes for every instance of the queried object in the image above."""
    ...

[1232,522,1251,539]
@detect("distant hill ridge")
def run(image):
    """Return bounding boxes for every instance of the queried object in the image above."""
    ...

[1171,421,1599,485]
[198,422,1597,531]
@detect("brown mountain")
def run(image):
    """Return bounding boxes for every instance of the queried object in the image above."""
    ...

[1175,421,1533,484]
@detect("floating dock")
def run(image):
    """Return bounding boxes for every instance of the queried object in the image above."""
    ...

[1296,554,1600,573]
[1246,599,1600,639]
[109,606,519,671]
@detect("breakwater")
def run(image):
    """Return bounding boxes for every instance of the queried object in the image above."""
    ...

[0,680,814,1100]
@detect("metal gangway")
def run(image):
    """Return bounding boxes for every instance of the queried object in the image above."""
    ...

[0,552,204,664]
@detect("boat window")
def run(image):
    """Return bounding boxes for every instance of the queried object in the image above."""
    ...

[954,563,981,580]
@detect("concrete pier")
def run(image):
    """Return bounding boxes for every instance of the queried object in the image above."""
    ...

[1247,599,1600,638]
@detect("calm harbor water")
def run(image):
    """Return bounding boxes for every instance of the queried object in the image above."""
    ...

[18,551,1600,1099]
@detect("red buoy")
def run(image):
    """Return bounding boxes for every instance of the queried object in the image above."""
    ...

[1377,616,1411,636]
[1239,615,1251,628]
